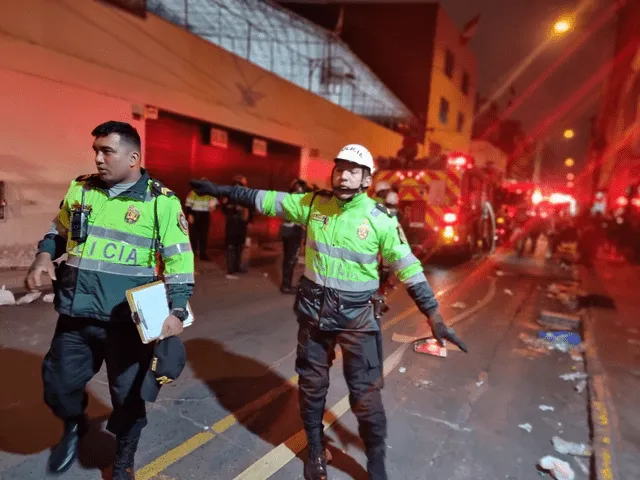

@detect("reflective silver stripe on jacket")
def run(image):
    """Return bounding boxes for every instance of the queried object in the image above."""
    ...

[67,256,155,277]
[307,239,378,264]
[303,267,379,292]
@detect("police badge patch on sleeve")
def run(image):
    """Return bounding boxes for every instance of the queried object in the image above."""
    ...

[397,225,408,244]
[178,212,189,235]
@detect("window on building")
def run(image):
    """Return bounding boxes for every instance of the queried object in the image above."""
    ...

[439,97,450,124]
[457,112,465,132]
[462,72,470,95]
[445,49,454,78]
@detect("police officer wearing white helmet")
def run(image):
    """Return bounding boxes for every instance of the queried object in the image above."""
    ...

[190,144,467,480]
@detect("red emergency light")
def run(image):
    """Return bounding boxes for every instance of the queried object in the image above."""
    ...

[443,212,457,224]
[447,153,473,169]
[616,196,628,207]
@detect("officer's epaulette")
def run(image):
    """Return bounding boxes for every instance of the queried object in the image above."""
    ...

[150,179,175,197]
[375,203,393,217]
[75,173,99,182]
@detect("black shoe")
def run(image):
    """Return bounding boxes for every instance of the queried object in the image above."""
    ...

[112,434,140,480]
[303,447,327,480]
[280,286,296,295]
[47,416,87,474]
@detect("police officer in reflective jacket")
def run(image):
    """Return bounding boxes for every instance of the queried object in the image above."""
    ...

[26,121,195,479]
[190,144,467,480]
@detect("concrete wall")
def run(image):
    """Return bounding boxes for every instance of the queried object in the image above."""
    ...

[0,0,402,262]
[426,6,477,153]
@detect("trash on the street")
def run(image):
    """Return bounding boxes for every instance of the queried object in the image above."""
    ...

[570,350,583,362]
[538,311,581,331]
[574,380,587,394]
[413,338,447,357]
[573,457,589,475]
[495,270,505,277]
[15,291,42,305]
[551,436,592,457]
[504,288,514,296]
[0,287,16,306]
[539,405,555,412]
[538,455,576,480]
[42,293,55,303]
[415,380,432,389]
[399,367,407,373]
[451,301,467,309]
[537,331,582,346]
[518,423,532,433]
[560,372,588,382]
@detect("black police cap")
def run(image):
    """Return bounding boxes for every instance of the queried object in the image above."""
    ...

[141,336,186,402]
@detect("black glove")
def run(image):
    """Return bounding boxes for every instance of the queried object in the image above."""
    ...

[189,180,232,198]
[429,314,468,353]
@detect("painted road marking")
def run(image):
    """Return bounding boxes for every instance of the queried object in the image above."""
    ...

[232,279,497,480]
[136,287,449,480]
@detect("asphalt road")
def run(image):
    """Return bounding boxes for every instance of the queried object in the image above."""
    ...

[0,247,592,480]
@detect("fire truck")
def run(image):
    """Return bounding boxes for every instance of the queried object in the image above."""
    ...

[372,152,500,258]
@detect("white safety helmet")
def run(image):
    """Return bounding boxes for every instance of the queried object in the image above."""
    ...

[375,181,391,194]
[385,191,399,206]
[334,144,375,174]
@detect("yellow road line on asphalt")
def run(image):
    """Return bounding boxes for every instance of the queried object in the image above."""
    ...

[233,279,496,480]
[135,299,428,480]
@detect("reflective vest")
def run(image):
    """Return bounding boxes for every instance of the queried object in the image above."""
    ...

[185,190,217,213]
[255,190,430,331]
[51,171,194,321]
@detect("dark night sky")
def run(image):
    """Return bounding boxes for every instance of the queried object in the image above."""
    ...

[285,0,619,185]
[437,0,617,185]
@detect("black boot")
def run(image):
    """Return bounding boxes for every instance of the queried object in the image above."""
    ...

[280,285,296,295]
[303,446,327,480]
[112,433,140,480]
[47,416,88,474]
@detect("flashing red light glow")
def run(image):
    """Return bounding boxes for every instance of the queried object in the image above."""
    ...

[443,212,457,224]
[616,196,628,207]
[532,190,543,205]
[632,198,640,208]
[447,154,472,169]
[549,193,574,204]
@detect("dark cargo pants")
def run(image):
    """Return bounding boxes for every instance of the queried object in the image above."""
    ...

[42,315,154,437]
[295,317,387,478]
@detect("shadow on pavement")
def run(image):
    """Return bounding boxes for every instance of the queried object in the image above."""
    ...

[185,338,367,479]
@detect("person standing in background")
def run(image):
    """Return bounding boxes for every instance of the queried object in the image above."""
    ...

[185,180,218,261]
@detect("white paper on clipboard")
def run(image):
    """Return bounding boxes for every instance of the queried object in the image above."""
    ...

[126,281,194,344]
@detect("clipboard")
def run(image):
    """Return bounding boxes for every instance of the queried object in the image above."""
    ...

[126,280,194,344]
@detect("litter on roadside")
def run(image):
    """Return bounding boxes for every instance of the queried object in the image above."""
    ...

[518,423,532,433]
[538,455,576,480]
[495,270,505,277]
[413,338,448,357]
[560,372,588,382]
[451,301,467,309]
[0,287,16,306]
[399,367,407,373]
[538,311,581,331]
[42,293,55,303]
[415,380,432,389]
[551,436,592,457]
[539,405,555,412]
[16,291,42,305]
[504,288,514,296]
[574,380,587,394]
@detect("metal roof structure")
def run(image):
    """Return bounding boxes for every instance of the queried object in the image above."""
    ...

[148,0,414,130]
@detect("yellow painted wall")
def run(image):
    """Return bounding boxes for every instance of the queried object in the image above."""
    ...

[0,0,403,257]
[425,7,477,153]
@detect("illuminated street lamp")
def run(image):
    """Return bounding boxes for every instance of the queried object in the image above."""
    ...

[567,172,575,181]
[563,129,575,139]
[553,20,571,34]
[564,157,575,167]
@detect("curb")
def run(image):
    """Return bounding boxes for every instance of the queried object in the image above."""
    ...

[580,268,621,480]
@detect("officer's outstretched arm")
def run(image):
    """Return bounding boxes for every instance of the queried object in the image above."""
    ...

[157,195,195,310]
[379,218,467,352]
[189,179,315,224]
